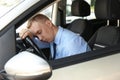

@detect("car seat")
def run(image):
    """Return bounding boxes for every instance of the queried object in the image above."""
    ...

[88,0,120,50]
[67,0,107,42]
[67,0,93,41]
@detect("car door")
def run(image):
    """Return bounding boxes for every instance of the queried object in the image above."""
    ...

[0,0,57,70]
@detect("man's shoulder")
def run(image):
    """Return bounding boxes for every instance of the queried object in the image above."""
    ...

[63,28,82,39]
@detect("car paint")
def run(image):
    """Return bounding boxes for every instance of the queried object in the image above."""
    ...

[49,53,120,80]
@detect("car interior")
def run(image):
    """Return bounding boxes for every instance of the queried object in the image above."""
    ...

[49,0,120,69]
[15,0,120,61]
[67,0,92,42]
[66,0,120,51]
[66,0,107,42]
[88,0,120,50]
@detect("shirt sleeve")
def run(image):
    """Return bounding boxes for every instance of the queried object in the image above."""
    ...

[32,37,50,49]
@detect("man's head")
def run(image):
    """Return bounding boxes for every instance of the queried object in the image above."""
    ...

[27,14,58,43]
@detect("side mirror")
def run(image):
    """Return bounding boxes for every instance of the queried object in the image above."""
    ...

[4,51,52,80]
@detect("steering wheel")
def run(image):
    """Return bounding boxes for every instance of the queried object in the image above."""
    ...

[22,36,47,60]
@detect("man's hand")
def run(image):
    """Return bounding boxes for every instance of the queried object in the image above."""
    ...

[19,29,33,39]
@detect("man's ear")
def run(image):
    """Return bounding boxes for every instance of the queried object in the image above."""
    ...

[45,20,52,27]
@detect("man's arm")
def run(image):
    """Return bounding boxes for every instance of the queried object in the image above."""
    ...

[32,37,50,49]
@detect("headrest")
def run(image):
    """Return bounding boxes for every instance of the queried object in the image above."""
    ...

[95,0,120,19]
[71,0,90,17]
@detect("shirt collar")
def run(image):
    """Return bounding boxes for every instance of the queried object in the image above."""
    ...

[54,26,64,45]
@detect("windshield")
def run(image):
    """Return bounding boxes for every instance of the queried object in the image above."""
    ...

[0,0,24,18]
[0,0,41,31]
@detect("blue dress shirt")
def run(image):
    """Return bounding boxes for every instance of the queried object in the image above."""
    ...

[33,26,91,59]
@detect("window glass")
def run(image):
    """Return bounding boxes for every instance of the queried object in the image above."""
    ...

[0,0,41,31]
[66,0,96,23]
[0,0,24,18]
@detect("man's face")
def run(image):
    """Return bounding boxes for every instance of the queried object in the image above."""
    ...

[29,20,55,43]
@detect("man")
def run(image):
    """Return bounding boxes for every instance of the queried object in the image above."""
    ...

[19,14,91,59]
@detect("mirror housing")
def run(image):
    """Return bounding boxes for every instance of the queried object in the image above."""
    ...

[4,51,52,80]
